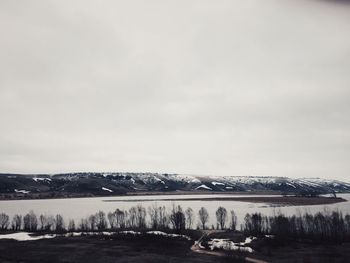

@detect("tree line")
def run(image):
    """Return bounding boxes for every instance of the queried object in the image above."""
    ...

[243,210,350,243]
[2,205,349,244]
[0,204,237,233]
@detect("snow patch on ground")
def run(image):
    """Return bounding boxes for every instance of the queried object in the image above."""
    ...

[0,231,191,241]
[207,237,255,253]
[0,232,56,241]
[65,232,85,237]
[119,231,142,235]
[146,231,191,240]
[68,231,190,240]
[241,236,256,245]
[66,231,135,237]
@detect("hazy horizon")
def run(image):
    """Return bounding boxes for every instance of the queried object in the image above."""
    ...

[1,0,349,181]
[1,171,350,183]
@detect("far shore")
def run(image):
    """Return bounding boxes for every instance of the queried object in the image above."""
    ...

[0,190,282,201]
[0,191,347,206]
[103,196,347,206]
[125,190,281,196]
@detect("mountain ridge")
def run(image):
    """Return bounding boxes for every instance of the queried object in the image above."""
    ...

[1,172,349,199]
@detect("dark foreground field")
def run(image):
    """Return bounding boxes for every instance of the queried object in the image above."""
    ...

[1,234,350,263]
[203,231,350,263]
[259,241,350,263]
[0,235,230,263]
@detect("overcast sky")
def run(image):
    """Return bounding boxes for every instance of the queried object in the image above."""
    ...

[0,0,349,180]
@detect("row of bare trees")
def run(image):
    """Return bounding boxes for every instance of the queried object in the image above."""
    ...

[243,210,350,243]
[3,206,349,243]
[0,205,237,233]
[0,211,66,232]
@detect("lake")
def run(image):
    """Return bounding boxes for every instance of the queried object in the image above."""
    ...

[1,193,350,227]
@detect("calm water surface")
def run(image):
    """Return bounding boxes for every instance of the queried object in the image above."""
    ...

[1,194,350,226]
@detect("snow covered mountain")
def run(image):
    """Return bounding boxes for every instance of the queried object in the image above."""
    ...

[1,172,349,198]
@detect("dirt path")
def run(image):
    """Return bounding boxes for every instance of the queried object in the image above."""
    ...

[190,230,225,257]
[245,257,269,263]
[190,230,268,263]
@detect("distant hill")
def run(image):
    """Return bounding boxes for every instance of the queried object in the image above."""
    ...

[0,172,349,199]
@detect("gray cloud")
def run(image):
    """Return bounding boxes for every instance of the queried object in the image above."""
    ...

[0,0,349,180]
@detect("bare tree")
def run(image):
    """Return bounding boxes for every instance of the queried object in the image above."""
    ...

[0,213,10,230]
[55,214,65,232]
[79,218,89,231]
[216,207,227,229]
[158,206,168,229]
[23,211,38,231]
[198,207,209,230]
[148,204,169,230]
[136,205,146,229]
[122,210,128,229]
[46,216,56,231]
[244,213,263,236]
[148,203,159,229]
[68,219,76,232]
[128,207,137,228]
[88,214,97,231]
[12,214,22,231]
[96,211,107,230]
[185,208,194,229]
[229,210,237,231]
[115,209,126,229]
[40,215,55,231]
[170,205,186,231]
[108,212,116,229]
[39,214,47,231]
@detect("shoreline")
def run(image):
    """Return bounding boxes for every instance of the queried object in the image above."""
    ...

[0,191,347,206]
[103,196,347,206]
[0,190,282,201]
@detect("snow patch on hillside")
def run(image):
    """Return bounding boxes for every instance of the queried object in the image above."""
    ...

[191,178,201,184]
[166,174,201,184]
[195,185,212,190]
[211,182,225,186]
[102,187,113,192]
[286,183,296,188]
[33,177,52,182]
[14,189,30,194]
